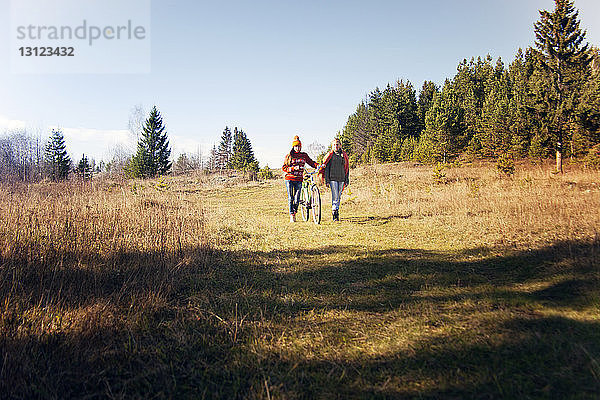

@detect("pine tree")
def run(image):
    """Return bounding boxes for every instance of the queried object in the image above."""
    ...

[507,48,537,157]
[534,0,591,172]
[577,47,600,144]
[131,106,172,178]
[394,80,420,148]
[229,128,259,172]
[417,81,439,133]
[453,55,496,151]
[75,154,93,180]
[372,85,397,162]
[477,72,512,157]
[340,101,372,159]
[216,127,232,170]
[422,82,466,163]
[44,129,71,181]
[174,153,192,174]
[207,144,218,171]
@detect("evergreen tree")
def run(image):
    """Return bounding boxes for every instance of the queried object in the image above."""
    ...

[207,144,218,171]
[417,81,439,133]
[454,55,496,151]
[44,129,71,181]
[477,74,512,157]
[334,0,597,166]
[229,128,259,171]
[372,85,398,162]
[422,82,466,163]
[174,153,192,174]
[216,127,233,170]
[394,80,420,145]
[75,154,93,180]
[131,106,172,178]
[340,101,373,161]
[534,0,591,172]
[399,136,418,161]
[507,48,537,156]
[577,47,600,144]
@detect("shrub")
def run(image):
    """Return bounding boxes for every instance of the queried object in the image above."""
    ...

[258,165,275,180]
[496,154,515,176]
[432,163,446,184]
[415,136,437,164]
[583,144,600,169]
[399,136,418,161]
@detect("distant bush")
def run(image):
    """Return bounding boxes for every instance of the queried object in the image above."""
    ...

[432,163,446,184]
[258,165,275,180]
[496,154,515,176]
[583,144,600,169]
[399,136,418,161]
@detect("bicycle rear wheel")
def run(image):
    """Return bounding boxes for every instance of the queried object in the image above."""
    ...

[310,185,321,224]
[300,186,310,221]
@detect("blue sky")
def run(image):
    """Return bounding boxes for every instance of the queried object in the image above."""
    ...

[1,0,599,168]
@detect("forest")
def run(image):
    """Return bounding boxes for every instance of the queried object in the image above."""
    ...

[339,0,600,172]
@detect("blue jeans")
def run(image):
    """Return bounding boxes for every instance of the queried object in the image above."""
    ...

[286,180,302,215]
[329,181,344,211]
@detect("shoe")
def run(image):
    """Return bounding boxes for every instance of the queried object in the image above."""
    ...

[333,210,339,221]
[290,213,296,222]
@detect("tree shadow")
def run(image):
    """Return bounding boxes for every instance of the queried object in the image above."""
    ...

[342,214,412,225]
[250,316,600,399]
[1,238,599,398]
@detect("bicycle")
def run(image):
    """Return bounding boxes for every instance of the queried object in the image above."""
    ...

[299,169,321,224]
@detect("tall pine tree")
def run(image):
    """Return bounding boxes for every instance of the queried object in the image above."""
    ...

[45,129,71,181]
[75,154,93,180]
[534,0,591,172]
[421,82,466,163]
[216,127,233,170]
[131,106,172,178]
[417,81,439,133]
[229,128,259,171]
[577,47,600,145]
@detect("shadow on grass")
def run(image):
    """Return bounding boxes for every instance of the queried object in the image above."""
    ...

[342,214,412,225]
[1,239,599,398]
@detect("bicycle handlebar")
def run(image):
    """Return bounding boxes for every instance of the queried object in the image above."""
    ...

[304,165,322,175]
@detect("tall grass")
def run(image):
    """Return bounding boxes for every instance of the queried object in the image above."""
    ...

[0,178,211,397]
[349,162,600,249]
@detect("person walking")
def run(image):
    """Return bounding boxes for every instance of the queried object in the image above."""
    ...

[282,135,318,222]
[320,138,349,222]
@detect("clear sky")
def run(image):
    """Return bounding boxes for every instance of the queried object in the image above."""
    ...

[1,0,599,168]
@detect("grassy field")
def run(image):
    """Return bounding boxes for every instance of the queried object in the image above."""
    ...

[1,162,599,399]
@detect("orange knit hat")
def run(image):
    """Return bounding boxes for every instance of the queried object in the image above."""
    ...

[292,135,301,147]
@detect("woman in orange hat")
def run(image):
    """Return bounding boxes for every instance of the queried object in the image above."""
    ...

[282,135,318,222]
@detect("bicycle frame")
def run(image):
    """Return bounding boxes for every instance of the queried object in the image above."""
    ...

[299,169,321,224]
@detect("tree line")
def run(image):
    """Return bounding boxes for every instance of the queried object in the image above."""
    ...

[0,128,95,182]
[206,126,259,172]
[0,105,262,182]
[339,0,600,172]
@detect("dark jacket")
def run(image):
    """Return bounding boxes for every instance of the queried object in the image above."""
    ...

[321,149,349,186]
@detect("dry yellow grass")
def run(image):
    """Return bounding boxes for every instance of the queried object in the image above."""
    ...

[0,162,599,399]
[348,162,600,249]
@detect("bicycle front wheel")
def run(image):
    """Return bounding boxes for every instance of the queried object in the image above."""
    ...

[310,185,321,224]
[300,186,310,221]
